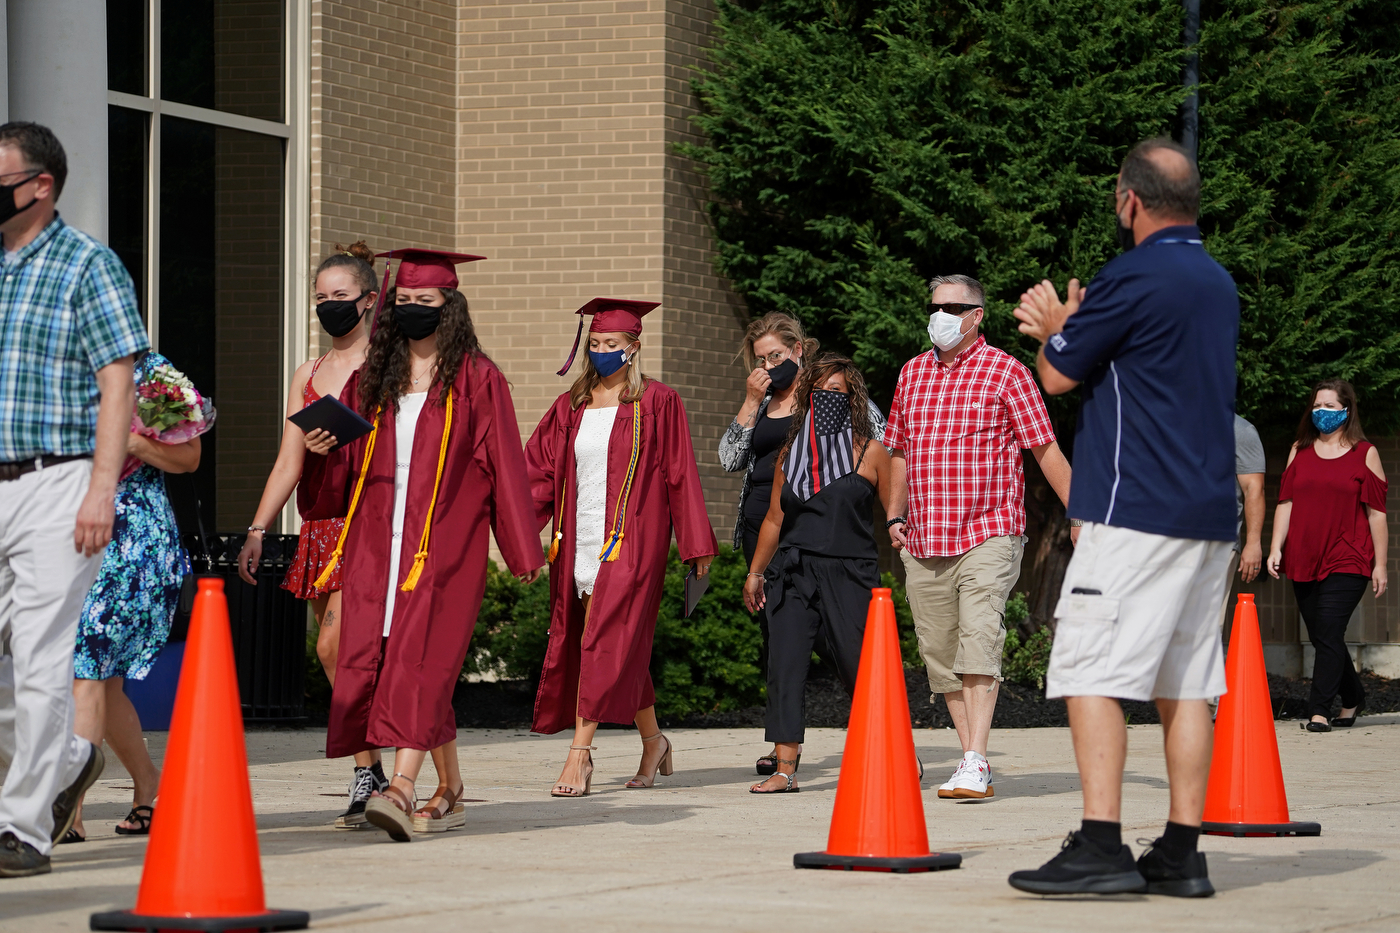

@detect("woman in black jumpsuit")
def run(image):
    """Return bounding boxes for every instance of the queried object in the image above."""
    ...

[742,354,896,794]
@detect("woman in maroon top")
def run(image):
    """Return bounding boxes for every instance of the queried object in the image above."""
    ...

[1267,379,1388,732]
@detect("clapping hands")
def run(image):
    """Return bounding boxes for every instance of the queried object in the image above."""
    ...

[1014,279,1085,344]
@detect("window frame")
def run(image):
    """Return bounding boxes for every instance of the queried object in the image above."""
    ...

[108,0,309,532]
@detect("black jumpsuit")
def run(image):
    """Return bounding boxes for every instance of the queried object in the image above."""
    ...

[762,468,880,744]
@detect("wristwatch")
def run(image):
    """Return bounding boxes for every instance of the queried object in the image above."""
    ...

[1069,519,1084,527]
[885,517,907,528]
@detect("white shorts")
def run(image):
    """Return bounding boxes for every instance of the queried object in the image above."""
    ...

[1046,523,1234,702]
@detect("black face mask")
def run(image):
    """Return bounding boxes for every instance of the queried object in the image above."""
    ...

[0,172,40,227]
[767,357,800,391]
[394,302,442,341]
[315,292,368,338]
[1115,196,1136,251]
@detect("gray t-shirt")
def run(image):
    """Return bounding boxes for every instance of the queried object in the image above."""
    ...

[1234,414,1266,537]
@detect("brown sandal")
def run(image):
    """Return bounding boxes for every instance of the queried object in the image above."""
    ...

[365,777,415,841]
[411,784,466,833]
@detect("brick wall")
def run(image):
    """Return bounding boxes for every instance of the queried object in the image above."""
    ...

[310,0,461,353]
[660,0,747,536]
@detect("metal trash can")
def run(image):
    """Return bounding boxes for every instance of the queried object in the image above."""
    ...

[188,532,306,723]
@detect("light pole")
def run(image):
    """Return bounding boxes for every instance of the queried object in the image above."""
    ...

[1181,0,1201,162]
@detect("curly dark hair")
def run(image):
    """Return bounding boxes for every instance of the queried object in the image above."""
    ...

[357,287,489,415]
[780,353,874,460]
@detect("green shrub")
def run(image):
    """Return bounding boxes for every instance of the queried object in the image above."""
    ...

[1001,592,1052,689]
[465,561,552,683]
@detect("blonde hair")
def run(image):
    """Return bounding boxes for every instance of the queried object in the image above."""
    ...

[738,312,819,371]
[568,332,647,408]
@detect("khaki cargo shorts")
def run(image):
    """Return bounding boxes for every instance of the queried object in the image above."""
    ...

[901,535,1024,696]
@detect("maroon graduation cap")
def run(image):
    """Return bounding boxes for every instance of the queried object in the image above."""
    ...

[557,298,661,375]
[374,248,487,290]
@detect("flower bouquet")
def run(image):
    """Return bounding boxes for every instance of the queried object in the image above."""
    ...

[120,362,217,481]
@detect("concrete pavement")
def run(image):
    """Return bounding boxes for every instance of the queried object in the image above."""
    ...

[5,719,1399,931]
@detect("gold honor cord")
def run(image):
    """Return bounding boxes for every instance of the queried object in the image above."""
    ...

[400,389,452,592]
[312,406,382,590]
[599,401,641,562]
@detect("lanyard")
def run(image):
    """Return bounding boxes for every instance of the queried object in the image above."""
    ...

[1147,237,1202,246]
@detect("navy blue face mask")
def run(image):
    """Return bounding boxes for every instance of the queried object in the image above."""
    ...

[589,344,634,377]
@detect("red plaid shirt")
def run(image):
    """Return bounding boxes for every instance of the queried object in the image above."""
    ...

[883,335,1056,558]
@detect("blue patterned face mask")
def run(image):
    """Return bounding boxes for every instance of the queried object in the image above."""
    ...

[1312,407,1348,434]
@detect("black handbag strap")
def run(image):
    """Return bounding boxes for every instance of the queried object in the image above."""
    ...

[185,474,212,566]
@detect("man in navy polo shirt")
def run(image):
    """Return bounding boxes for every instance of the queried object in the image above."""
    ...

[1007,138,1239,898]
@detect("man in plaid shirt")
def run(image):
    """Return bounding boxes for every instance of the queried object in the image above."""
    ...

[884,274,1072,800]
[0,124,147,877]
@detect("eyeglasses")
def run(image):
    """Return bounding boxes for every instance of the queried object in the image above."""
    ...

[929,302,982,316]
[758,350,792,367]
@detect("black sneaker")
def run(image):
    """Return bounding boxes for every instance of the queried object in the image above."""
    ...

[1136,838,1215,897]
[1009,831,1147,895]
[369,760,389,792]
[51,740,105,844]
[0,832,50,878]
[334,765,380,829]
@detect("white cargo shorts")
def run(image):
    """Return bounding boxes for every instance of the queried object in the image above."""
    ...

[1046,522,1234,702]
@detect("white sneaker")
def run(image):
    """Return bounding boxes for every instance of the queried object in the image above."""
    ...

[946,754,994,799]
[937,756,976,798]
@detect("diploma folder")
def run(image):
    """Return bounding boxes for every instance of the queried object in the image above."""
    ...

[286,396,374,451]
[684,567,710,618]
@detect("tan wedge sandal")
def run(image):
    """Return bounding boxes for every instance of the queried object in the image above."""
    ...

[412,784,467,833]
[625,732,674,788]
[364,776,415,842]
[550,745,595,797]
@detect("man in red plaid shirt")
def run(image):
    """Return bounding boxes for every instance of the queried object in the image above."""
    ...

[884,274,1072,800]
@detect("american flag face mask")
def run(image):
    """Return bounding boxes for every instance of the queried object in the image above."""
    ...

[784,389,854,501]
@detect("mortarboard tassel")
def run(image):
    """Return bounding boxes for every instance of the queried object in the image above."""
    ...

[556,315,585,376]
[598,401,642,562]
[369,254,393,338]
[400,389,453,591]
[313,408,381,590]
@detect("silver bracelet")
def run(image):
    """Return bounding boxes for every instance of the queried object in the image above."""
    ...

[747,572,765,579]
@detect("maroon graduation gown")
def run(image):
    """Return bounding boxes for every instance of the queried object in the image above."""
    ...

[299,356,544,757]
[525,380,718,734]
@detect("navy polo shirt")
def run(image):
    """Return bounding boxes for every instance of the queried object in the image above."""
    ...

[1044,225,1239,541]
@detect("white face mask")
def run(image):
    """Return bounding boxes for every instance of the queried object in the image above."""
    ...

[928,311,968,352]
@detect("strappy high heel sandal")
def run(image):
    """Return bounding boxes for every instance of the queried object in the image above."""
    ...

[412,784,466,833]
[551,745,595,797]
[364,775,416,841]
[625,732,674,789]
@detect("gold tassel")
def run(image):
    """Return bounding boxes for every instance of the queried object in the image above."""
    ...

[546,531,562,564]
[400,390,453,592]
[312,408,380,590]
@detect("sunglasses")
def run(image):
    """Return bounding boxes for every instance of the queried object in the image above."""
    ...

[928,302,982,315]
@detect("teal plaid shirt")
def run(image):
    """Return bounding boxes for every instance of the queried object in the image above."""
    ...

[0,216,148,461]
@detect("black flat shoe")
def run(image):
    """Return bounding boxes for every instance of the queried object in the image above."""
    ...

[1331,706,1363,728]
[1302,720,1332,733]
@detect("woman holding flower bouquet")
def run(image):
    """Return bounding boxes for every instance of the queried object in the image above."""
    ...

[64,351,207,841]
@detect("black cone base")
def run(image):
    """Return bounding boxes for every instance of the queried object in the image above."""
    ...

[794,850,962,873]
[90,908,310,931]
[1201,820,1321,838]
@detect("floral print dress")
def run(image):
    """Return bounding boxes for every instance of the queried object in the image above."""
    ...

[73,351,189,681]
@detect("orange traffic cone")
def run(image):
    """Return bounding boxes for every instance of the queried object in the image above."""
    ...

[1200,593,1321,838]
[92,578,309,931]
[794,587,960,872]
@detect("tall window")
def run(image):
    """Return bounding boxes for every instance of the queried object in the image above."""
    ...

[107,1,305,534]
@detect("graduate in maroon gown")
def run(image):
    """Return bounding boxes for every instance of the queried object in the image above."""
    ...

[300,248,544,839]
[526,299,718,796]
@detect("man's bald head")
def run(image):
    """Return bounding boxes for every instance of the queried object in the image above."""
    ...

[1118,137,1199,221]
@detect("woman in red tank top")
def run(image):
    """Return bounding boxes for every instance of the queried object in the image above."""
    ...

[1267,379,1388,731]
[234,243,384,820]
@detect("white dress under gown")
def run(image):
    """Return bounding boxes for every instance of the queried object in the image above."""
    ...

[572,405,619,597]
[382,390,428,635]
